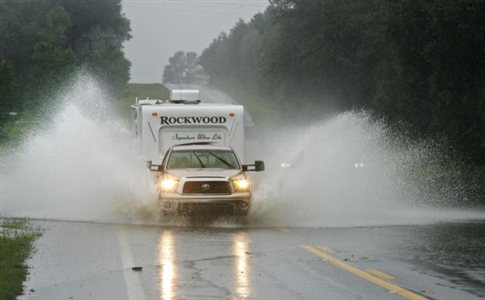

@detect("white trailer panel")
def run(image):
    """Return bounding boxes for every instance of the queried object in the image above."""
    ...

[132,103,245,165]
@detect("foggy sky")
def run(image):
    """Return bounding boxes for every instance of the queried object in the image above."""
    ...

[122,0,269,83]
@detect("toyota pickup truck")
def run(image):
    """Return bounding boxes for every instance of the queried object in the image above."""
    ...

[158,143,264,215]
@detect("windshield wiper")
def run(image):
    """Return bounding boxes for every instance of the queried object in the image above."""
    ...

[192,152,206,168]
[209,152,236,169]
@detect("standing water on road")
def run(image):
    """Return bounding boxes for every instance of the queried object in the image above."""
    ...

[1,75,483,226]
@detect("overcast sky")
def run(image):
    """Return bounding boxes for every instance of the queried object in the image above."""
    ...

[122,0,269,83]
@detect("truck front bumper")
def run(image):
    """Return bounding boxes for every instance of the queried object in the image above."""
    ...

[160,192,251,215]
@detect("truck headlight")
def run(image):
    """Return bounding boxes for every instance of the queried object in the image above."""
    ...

[160,176,179,192]
[232,176,250,192]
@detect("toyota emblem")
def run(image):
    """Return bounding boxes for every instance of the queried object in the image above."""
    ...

[201,184,211,191]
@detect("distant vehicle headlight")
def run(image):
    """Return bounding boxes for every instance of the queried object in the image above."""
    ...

[354,162,365,168]
[232,176,250,192]
[160,175,179,192]
[280,162,291,168]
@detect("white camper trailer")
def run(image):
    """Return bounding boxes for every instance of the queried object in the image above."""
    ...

[131,100,245,165]
[131,90,264,215]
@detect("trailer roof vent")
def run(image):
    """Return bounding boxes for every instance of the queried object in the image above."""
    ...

[169,89,201,104]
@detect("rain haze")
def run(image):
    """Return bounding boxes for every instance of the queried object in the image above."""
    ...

[122,0,269,83]
[1,1,485,299]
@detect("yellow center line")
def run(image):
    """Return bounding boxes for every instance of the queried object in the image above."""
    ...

[316,246,336,254]
[302,246,428,300]
[367,269,395,280]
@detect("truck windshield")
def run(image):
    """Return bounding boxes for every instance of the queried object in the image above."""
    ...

[167,150,240,170]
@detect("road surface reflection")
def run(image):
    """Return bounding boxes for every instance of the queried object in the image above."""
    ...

[158,230,177,300]
[233,231,250,298]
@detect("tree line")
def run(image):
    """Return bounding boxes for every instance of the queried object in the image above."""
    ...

[199,0,485,165]
[0,0,131,138]
[162,51,208,84]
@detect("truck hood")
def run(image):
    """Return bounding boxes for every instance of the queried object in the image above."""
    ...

[166,169,242,179]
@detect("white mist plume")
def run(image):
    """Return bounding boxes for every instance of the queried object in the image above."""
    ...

[1,74,157,222]
[1,75,483,227]
[249,112,485,227]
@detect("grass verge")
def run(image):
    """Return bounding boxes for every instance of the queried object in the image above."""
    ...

[0,219,40,300]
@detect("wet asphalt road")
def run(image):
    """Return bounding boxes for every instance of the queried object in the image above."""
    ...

[16,88,485,299]
[20,220,485,300]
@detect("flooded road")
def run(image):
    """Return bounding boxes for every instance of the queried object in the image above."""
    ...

[3,78,484,299]
[20,220,485,300]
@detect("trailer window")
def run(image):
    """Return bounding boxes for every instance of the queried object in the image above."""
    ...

[167,150,240,170]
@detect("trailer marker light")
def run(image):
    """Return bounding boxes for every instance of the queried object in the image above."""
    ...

[152,112,158,117]
[229,112,235,117]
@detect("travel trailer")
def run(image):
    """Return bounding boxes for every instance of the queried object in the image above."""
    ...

[131,90,264,215]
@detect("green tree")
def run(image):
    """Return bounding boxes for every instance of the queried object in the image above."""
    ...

[0,0,131,126]
[199,0,485,164]
[163,51,207,84]
[0,60,17,124]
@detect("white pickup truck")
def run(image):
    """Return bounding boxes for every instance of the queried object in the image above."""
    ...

[131,89,264,215]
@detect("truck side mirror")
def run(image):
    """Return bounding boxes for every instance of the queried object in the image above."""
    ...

[255,160,265,171]
[242,161,265,172]
[147,160,162,172]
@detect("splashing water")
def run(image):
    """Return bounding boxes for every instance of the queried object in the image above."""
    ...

[0,75,483,227]
[1,75,158,223]
[248,112,485,227]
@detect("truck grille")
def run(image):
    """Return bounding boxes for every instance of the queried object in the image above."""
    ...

[182,181,230,194]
